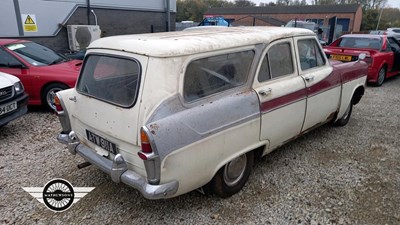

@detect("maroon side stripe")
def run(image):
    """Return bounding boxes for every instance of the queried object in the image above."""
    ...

[261,88,307,113]
[260,63,366,114]
[307,71,341,97]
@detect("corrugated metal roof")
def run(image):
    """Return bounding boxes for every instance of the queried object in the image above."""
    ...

[205,4,360,15]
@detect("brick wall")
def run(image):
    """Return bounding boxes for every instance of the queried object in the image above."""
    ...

[221,12,359,32]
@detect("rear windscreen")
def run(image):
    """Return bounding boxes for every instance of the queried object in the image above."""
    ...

[76,55,141,107]
[338,37,382,50]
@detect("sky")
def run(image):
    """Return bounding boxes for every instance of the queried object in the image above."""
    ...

[246,0,400,8]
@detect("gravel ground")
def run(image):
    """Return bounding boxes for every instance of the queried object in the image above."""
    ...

[1,76,399,225]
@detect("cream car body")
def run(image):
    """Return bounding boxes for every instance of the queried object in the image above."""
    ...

[56,27,368,199]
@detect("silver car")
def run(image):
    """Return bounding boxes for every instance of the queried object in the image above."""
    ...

[386,28,400,40]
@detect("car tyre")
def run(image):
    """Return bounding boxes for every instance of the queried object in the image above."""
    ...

[334,100,353,127]
[203,151,254,198]
[42,83,69,111]
[375,66,386,86]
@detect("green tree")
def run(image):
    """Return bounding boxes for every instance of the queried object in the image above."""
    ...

[234,0,256,7]
[176,0,236,22]
[361,8,379,30]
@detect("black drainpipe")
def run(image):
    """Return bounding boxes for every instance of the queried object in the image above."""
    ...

[166,0,170,31]
[13,0,24,36]
[87,0,91,25]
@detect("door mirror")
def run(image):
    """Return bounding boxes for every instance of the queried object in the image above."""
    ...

[8,62,26,69]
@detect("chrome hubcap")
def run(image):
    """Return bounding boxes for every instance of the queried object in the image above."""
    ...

[223,154,247,187]
[378,68,385,85]
[47,88,63,110]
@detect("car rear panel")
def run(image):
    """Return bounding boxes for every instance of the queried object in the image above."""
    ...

[63,51,149,175]
[325,48,378,62]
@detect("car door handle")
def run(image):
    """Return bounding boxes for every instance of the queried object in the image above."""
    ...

[258,88,272,96]
[304,76,314,82]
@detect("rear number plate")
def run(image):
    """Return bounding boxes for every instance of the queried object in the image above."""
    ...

[0,101,17,116]
[86,130,118,154]
[331,54,352,61]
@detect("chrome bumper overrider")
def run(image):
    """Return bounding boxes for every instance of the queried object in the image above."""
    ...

[57,132,179,199]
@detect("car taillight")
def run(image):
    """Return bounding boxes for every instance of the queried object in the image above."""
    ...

[138,128,153,160]
[54,95,63,112]
[363,57,373,66]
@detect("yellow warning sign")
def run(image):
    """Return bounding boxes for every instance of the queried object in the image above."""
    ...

[25,15,35,25]
[21,14,38,32]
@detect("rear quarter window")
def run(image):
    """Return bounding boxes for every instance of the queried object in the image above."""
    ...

[76,55,140,107]
[183,50,254,102]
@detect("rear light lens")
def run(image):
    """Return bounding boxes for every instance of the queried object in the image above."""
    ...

[138,128,153,160]
[54,95,63,112]
[363,57,373,66]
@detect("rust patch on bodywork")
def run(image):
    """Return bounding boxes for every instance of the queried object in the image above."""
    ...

[150,123,160,135]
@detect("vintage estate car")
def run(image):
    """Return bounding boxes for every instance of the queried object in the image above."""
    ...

[324,34,400,86]
[0,72,28,127]
[0,39,82,110]
[56,27,368,199]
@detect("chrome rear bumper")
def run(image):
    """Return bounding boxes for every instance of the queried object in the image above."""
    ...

[57,132,179,199]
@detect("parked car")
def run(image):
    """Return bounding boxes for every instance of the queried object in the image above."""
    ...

[0,39,82,110]
[386,28,400,40]
[324,34,400,86]
[63,49,86,60]
[0,72,28,127]
[56,27,368,199]
[369,30,386,35]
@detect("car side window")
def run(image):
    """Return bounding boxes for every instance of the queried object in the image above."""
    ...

[0,48,21,68]
[268,43,294,79]
[184,50,254,102]
[257,54,271,82]
[298,39,326,71]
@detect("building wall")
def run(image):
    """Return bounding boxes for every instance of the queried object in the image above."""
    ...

[231,16,273,26]
[0,0,176,51]
[353,6,363,32]
[224,12,358,31]
[14,7,176,51]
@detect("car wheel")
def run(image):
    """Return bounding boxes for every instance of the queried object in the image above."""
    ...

[375,66,386,86]
[203,151,254,198]
[42,83,69,111]
[334,100,353,127]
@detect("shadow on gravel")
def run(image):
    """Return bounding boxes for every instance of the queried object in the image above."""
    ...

[27,105,51,113]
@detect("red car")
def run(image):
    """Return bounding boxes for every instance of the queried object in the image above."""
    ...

[324,34,400,86]
[0,39,82,110]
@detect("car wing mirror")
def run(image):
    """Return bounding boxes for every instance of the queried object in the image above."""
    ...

[8,62,26,69]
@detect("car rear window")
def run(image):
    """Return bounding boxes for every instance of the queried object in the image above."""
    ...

[338,37,382,50]
[76,55,140,107]
[183,50,254,102]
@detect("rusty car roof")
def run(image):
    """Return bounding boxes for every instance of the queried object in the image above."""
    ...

[88,26,314,57]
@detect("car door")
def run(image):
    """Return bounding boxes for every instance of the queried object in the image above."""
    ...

[294,36,340,132]
[253,38,307,150]
[387,37,400,72]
